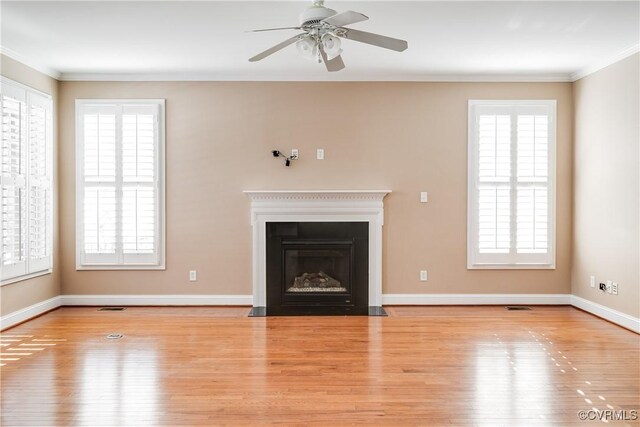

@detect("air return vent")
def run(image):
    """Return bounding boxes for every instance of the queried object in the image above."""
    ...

[506,306,531,311]
[98,307,126,311]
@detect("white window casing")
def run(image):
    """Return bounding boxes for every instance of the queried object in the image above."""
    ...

[1,77,53,285]
[75,99,165,270]
[468,100,556,269]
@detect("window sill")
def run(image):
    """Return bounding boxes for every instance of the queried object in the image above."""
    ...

[76,264,166,271]
[1,270,53,286]
[468,263,556,270]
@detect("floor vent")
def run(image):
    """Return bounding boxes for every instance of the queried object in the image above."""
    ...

[106,333,124,339]
[98,307,126,311]
[506,306,531,311]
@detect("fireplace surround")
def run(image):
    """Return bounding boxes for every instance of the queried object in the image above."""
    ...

[244,190,391,316]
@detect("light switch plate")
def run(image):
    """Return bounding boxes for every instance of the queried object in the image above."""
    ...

[612,282,618,295]
[420,192,428,203]
[589,275,595,288]
[316,148,325,160]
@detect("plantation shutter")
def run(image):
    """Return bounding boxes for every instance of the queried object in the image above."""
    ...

[516,112,550,257]
[122,105,159,264]
[1,85,27,280]
[468,101,556,268]
[477,111,511,258]
[76,100,164,269]
[80,105,118,265]
[1,78,53,283]
[28,93,53,273]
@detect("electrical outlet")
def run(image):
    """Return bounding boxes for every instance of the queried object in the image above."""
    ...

[291,149,299,159]
[316,148,325,160]
[612,282,618,295]
[589,275,595,288]
[420,270,428,281]
[189,270,197,282]
[606,280,612,294]
[599,283,607,292]
[420,192,428,203]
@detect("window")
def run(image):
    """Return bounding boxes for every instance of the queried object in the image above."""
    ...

[468,100,556,269]
[1,77,53,284]
[76,100,165,269]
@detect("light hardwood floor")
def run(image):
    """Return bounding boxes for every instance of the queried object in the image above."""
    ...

[1,306,638,426]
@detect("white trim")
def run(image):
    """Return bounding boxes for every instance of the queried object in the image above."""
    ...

[243,190,391,201]
[382,293,571,305]
[467,99,557,269]
[0,296,61,330]
[75,99,166,270]
[2,294,637,334]
[75,265,166,271]
[60,294,253,306]
[0,75,53,100]
[1,270,52,286]
[244,190,391,307]
[570,42,640,81]
[0,77,55,284]
[570,296,640,334]
[4,40,637,83]
[0,46,62,80]
[57,72,574,82]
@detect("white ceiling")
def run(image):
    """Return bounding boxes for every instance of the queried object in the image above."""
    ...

[1,1,638,81]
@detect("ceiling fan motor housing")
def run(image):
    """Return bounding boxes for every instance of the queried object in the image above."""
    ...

[299,4,337,26]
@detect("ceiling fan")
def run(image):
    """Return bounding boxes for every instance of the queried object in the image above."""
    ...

[248,0,408,72]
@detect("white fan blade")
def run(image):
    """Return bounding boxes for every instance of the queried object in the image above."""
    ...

[322,10,368,28]
[249,34,304,62]
[325,55,345,72]
[319,45,345,72]
[248,27,301,33]
[342,28,408,52]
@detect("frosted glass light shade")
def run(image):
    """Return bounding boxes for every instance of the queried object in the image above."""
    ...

[321,33,342,60]
[296,36,318,60]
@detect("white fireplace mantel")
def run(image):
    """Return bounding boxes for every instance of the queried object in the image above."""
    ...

[244,190,392,308]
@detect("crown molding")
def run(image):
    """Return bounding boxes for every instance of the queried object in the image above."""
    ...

[570,42,640,81]
[57,71,573,82]
[3,43,637,83]
[0,46,61,80]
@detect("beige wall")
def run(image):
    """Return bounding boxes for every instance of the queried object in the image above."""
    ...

[572,53,640,318]
[58,81,573,297]
[0,55,61,316]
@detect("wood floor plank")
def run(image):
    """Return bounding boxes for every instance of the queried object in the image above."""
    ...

[0,306,638,426]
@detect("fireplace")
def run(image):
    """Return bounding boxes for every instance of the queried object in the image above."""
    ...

[266,222,368,315]
[244,190,391,316]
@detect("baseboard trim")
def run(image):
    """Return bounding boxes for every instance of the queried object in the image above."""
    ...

[570,296,640,334]
[0,296,62,330]
[382,293,571,305]
[2,293,637,334]
[59,294,253,306]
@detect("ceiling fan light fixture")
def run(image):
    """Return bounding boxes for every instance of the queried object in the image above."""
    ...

[296,35,318,60]
[248,1,408,71]
[321,32,342,60]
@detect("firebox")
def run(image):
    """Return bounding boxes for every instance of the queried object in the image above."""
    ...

[265,222,369,315]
